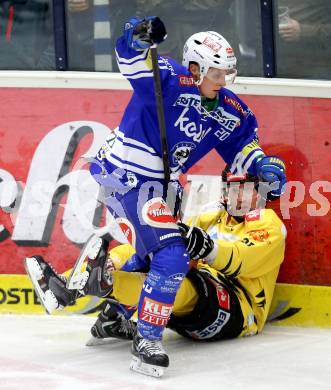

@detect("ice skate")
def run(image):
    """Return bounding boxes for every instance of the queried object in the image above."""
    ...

[66,234,113,298]
[24,256,77,314]
[86,300,137,346]
[130,331,169,378]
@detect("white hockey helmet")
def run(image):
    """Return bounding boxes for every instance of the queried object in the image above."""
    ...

[182,31,237,85]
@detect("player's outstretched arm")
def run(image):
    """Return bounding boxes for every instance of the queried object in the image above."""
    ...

[115,16,181,104]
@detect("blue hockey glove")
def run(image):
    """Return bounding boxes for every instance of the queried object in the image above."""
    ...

[124,16,167,51]
[255,156,286,200]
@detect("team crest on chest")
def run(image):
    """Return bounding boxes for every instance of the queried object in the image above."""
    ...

[171,141,195,165]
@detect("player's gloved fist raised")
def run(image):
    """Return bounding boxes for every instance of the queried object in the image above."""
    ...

[124,16,167,51]
[255,155,286,200]
[177,222,214,261]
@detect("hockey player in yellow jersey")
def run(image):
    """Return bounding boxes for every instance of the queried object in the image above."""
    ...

[25,166,286,373]
[89,166,286,340]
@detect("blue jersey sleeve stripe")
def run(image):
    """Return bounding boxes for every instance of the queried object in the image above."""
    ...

[115,48,149,65]
[121,69,153,78]
[121,141,159,156]
[117,133,160,157]
[108,154,164,179]
[116,53,149,66]
[117,130,158,154]
[126,73,153,80]
[110,153,163,174]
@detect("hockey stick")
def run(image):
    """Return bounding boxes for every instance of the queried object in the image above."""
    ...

[67,48,171,291]
[150,45,171,188]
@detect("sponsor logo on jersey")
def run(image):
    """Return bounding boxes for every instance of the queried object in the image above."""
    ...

[216,286,231,310]
[178,75,195,87]
[224,95,247,117]
[208,278,231,310]
[173,93,201,108]
[174,94,240,127]
[141,197,177,229]
[245,209,261,222]
[174,107,213,143]
[202,36,222,53]
[214,107,240,131]
[140,297,173,327]
[248,229,270,242]
[187,309,230,339]
[173,94,240,142]
[115,217,136,247]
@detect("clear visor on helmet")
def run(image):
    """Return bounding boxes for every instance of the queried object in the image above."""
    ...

[205,67,237,85]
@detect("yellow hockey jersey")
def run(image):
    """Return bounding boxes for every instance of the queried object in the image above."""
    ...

[193,205,286,336]
[107,206,286,337]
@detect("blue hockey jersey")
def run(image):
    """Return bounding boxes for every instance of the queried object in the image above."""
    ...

[96,35,265,184]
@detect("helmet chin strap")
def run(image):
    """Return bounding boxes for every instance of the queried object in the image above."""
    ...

[194,73,204,86]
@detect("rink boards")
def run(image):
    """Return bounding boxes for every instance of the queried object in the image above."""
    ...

[0,274,330,328]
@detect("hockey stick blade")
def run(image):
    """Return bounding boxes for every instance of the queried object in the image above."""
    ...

[66,234,103,290]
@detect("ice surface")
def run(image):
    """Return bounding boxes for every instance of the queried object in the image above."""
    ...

[1,314,331,390]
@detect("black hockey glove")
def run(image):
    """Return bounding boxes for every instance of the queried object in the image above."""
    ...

[177,222,214,261]
[124,16,167,51]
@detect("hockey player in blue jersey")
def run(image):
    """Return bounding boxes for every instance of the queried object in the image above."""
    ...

[25,16,286,377]
[86,16,286,377]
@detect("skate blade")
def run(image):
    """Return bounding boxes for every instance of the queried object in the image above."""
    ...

[130,356,165,378]
[24,257,59,315]
[66,235,102,290]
